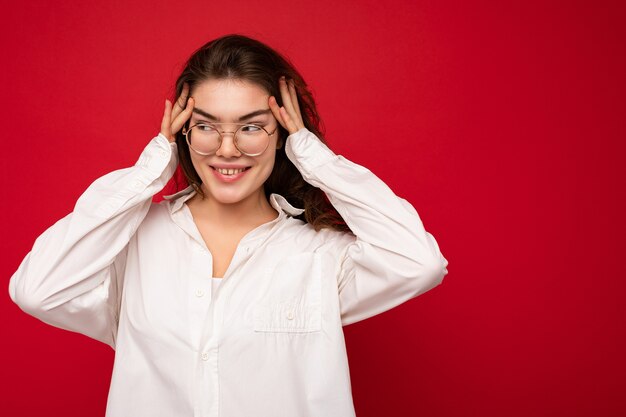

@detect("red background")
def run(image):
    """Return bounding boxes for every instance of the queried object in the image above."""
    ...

[2,1,625,416]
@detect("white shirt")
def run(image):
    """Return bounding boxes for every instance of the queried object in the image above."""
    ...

[9,127,449,417]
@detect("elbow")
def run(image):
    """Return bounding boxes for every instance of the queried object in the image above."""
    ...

[9,274,48,317]
[410,253,448,296]
[417,232,449,289]
[426,254,448,287]
[10,289,41,317]
[9,252,59,316]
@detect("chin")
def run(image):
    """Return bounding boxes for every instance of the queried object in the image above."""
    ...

[213,193,252,205]
[201,183,258,205]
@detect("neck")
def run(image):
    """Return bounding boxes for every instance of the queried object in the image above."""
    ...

[190,187,279,228]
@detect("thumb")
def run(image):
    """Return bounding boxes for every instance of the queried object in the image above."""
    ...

[160,99,174,142]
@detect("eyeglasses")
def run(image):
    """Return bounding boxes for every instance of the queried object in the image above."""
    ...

[182,122,278,157]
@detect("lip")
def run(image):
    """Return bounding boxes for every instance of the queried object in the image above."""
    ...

[210,165,251,183]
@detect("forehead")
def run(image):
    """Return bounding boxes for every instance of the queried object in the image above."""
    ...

[191,79,269,120]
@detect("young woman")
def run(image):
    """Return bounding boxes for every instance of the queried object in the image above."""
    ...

[9,34,449,417]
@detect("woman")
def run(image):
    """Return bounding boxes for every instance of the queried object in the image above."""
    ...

[9,34,448,417]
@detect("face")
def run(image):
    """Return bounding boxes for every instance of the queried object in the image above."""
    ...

[187,78,281,206]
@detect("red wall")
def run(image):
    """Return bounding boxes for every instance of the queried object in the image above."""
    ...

[2,1,625,416]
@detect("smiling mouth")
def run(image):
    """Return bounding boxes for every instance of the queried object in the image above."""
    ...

[210,166,251,175]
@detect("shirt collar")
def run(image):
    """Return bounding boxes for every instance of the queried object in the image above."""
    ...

[163,186,305,217]
[268,194,305,217]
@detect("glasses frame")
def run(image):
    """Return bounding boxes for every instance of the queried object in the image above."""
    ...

[182,122,278,157]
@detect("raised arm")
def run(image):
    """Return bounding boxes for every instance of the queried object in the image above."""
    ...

[269,77,449,326]
[8,88,194,348]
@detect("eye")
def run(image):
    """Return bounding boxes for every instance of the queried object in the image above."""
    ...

[241,124,262,132]
[197,124,216,132]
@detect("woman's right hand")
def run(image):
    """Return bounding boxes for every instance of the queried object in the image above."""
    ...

[161,83,195,143]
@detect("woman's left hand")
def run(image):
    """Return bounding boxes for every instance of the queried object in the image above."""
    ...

[269,76,305,135]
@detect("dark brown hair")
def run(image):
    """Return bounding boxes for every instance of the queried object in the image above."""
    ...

[171,34,350,233]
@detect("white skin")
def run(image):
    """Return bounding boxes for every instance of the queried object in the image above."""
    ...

[160,75,305,277]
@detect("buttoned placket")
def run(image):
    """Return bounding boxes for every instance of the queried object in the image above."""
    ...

[167,198,293,417]
[188,240,212,349]
[194,234,259,417]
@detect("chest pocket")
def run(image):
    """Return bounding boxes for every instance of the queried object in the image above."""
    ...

[253,253,321,333]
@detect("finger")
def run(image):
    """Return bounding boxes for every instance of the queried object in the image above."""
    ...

[161,99,173,141]
[171,83,190,121]
[279,77,298,123]
[287,80,303,123]
[269,95,288,129]
[171,97,194,135]
[280,105,297,134]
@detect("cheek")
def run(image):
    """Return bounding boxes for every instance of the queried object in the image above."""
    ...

[189,155,206,179]
[258,153,280,185]
[259,149,277,172]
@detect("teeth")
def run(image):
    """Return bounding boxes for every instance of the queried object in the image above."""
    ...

[216,167,246,175]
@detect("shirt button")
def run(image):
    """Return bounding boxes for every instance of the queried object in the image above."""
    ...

[286,310,294,320]
[159,149,168,158]
[131,180,142,191]
[201,352,209,361]
[195,289,204,297]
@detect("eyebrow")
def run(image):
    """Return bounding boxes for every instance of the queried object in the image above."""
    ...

[192,107,272,122]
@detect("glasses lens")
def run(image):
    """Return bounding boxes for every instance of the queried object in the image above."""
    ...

[189,124,220,154]
[235,125,270,156]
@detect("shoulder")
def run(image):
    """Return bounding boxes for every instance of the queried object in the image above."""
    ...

[279,216,356,254]
[135,199,176,231]
[148,199,172,216]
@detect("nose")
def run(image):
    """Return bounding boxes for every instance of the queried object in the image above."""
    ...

[215,131,242,158]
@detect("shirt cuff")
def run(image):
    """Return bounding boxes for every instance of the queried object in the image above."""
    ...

[284,128,338,173]
[134,133,178,175]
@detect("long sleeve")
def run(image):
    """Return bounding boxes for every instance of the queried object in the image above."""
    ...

[8,133,178,348]
[285,127,449,326]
